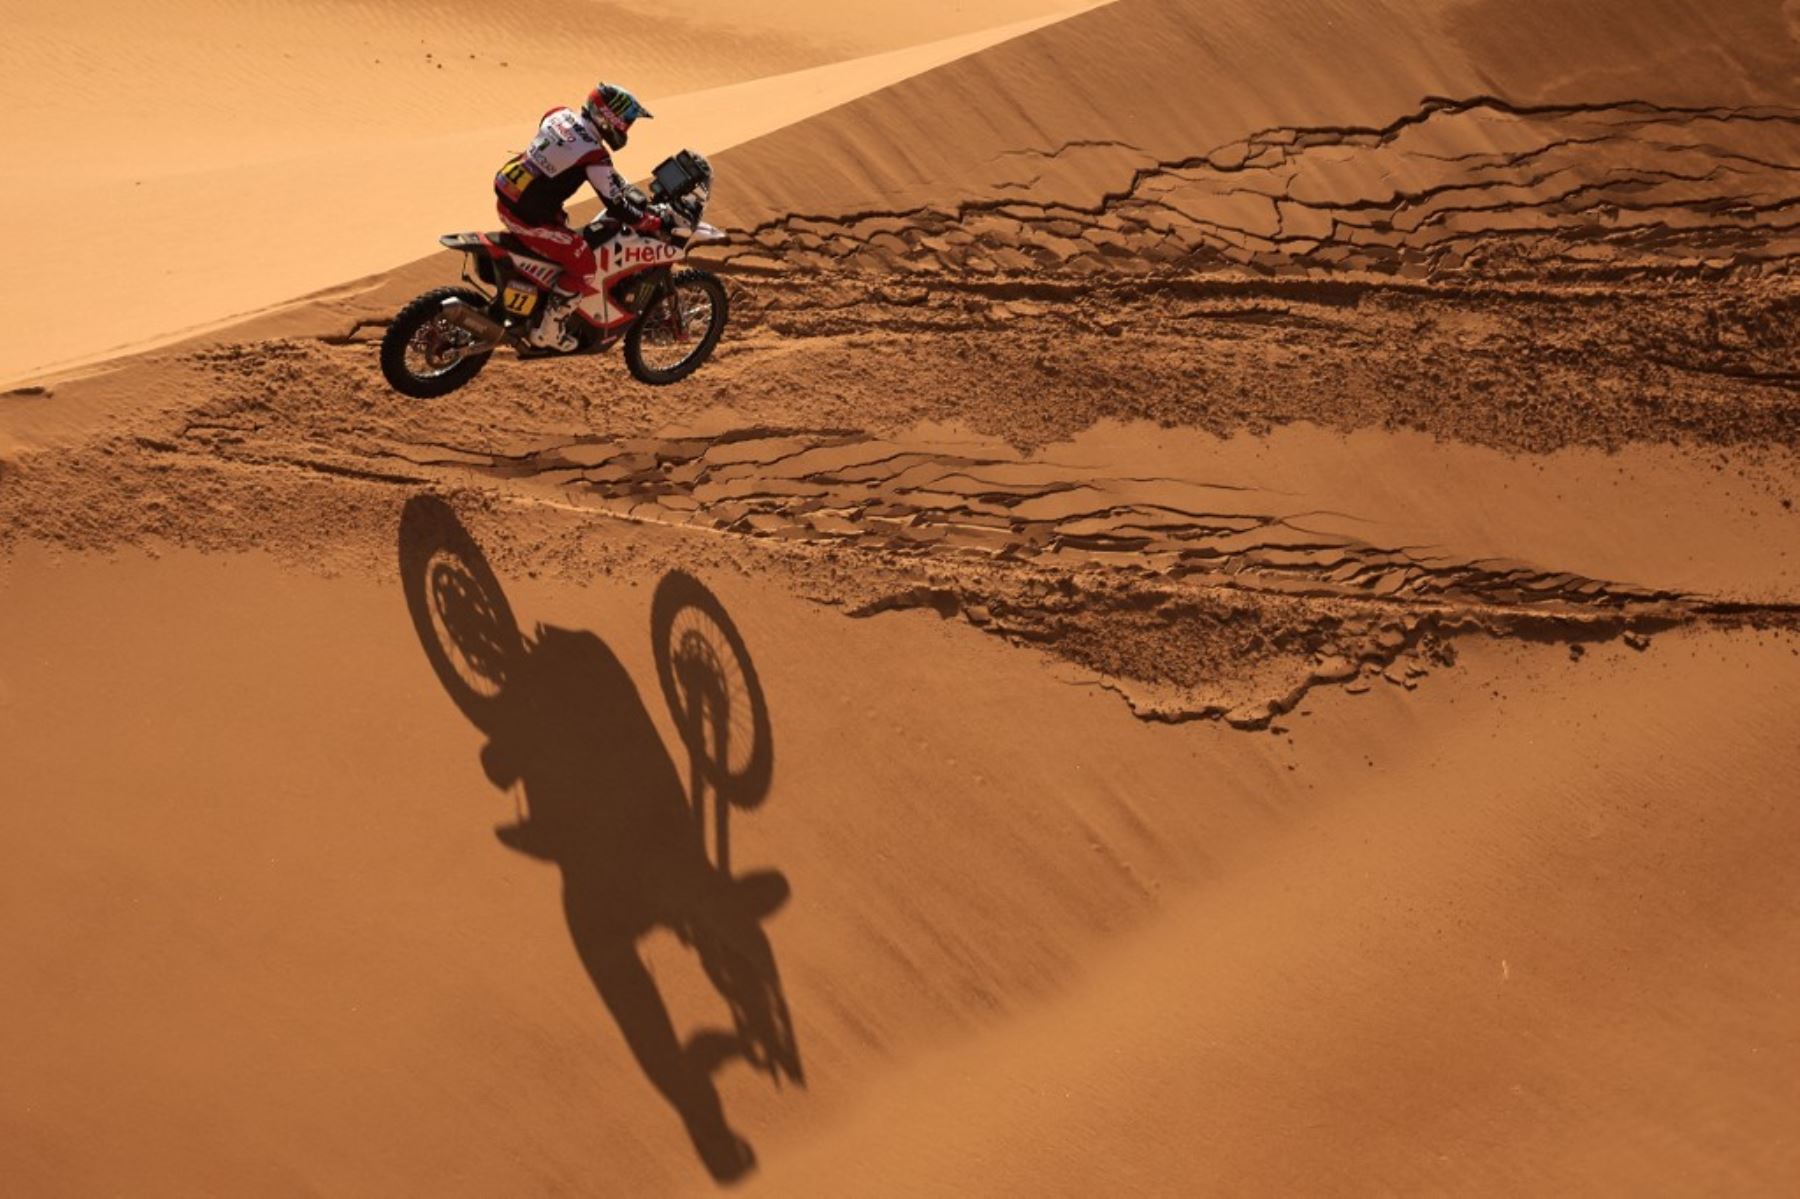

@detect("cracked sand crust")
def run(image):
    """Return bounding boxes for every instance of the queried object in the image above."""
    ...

[716,98,1799,281]
[3,94,1795,728]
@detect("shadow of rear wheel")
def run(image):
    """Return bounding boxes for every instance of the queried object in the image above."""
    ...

[398,496,523,734]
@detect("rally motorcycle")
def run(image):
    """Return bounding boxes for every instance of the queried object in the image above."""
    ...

[381,150,729,397]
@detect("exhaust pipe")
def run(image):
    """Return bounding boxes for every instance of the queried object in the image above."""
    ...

[439,297,506,350]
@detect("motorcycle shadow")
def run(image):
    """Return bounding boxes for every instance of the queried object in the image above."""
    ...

[398,495,801,1184]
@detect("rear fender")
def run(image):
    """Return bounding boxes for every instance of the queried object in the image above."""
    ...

[441,232,503,287]
[439,232,504,256]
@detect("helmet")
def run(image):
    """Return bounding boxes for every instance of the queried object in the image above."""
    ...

[583,83,652,151]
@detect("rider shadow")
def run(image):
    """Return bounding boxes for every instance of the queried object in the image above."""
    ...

[398,496,802,1184]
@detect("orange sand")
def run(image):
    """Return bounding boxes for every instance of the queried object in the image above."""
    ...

[2,0,1797,1192]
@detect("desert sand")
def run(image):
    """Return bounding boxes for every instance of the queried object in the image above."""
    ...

[0,0,1106,386]
[3,0,1798,1194]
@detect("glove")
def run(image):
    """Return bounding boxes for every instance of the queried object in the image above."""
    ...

[635,205,681,236]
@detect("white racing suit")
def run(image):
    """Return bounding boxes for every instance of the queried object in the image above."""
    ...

[493,107,666,343]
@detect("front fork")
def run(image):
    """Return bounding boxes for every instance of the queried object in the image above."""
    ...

[645,270,689,342]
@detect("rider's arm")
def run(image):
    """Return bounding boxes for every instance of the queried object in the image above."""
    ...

[585,156,663,233]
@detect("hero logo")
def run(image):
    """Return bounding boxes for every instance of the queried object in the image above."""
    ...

[619,242,682,267]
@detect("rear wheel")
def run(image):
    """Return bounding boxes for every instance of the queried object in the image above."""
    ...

[380,287,494,398]
[624,268,729,385]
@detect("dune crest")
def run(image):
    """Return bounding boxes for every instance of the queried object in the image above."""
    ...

[0,0,1109,387]
[711,0,1798,228]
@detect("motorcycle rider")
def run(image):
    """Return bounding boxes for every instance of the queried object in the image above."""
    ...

[494,82,671,352]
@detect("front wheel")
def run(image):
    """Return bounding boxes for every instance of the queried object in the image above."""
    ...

[380,287,494,398]
[624,268,729,385]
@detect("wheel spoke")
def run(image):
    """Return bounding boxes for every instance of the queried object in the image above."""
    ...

[381,288,494,397]
[638,280,717,374]
[404,317,472,379]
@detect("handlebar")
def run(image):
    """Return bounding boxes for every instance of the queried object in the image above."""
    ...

[582,209,695,249]
[580,219,621,248]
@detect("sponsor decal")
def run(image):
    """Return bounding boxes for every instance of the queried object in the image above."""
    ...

[618,242,682,267]
[495,155,538,201]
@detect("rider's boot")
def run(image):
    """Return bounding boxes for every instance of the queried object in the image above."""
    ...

[527,289,580,352]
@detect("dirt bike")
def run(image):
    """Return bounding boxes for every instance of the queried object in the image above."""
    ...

[381,149,730,397]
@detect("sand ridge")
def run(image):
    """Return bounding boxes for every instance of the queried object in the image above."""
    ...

[707,0,1800,228]
[710,97,1800,281]
[0,0,1110,386]
[5,328,1795,730]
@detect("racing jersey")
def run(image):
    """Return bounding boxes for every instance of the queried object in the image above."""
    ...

[495,107,648,227]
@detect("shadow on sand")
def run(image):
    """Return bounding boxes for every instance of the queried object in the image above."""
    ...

[398,495,802,1184]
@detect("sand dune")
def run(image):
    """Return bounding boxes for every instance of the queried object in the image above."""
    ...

[0,0,1107,386]
[711,0,1799,226]
[742,631,1800,1197]
[3,0,1798,1192]
[693,0,1799,299]
[8,537,1794,1195]
[3,0,1109,166]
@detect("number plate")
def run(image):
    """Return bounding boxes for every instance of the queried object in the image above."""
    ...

[503,286,538,315]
